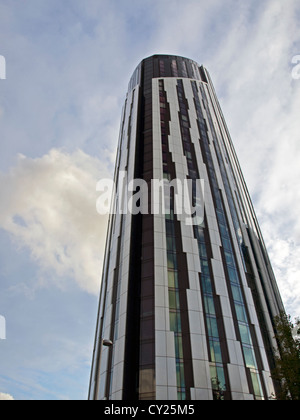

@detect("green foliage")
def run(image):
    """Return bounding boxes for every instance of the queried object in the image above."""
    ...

[272,312,300,400]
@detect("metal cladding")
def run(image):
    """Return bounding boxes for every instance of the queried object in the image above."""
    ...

[89,55,285,401]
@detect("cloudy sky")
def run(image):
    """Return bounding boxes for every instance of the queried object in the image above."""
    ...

[0,0,299,400]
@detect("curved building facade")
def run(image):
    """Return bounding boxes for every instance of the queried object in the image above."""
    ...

[89,55,284,400]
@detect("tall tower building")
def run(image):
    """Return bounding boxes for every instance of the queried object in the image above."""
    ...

[89,55,284,401]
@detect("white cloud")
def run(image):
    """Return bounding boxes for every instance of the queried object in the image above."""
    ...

[267,237,300,311]
[0,148,111,295]
[0,392,14,400]
[204,0,300,317]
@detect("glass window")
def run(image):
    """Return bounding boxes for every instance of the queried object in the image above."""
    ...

[189,169,198,179]
[228,267,239,284]
[180,107,188,116]
[250,371,263,399]
[219,224,229,239]
[224,250,235,267]
[198,243,206,258]
[207,316,219,339]
[236,303,248,323]
[165,209,174,220]
[167,252,177,270]
[170,312,177,331]
[205,295,216,315]
[222,237,232,251]
[180,61,188,78]
[202,275,213,294]
[216,366,226,391]
[178,389,186,401]
[175,334,184,359]
[171,60,178,77]
[162,144,167,153]
[210,364,217,387]
[169,290,177,310]
[239,323,252,345]
[216,210,226,225]
[210,340,222,363]
[183,141,191,152]
[196,228,205,243]
[202,262,210,277]
[210,363,226,400]
[176,362,185,387]
[232,284,243,303]
[167,236,175,251]
[168,271,175,288]
[166,220,174,237]
[243,346,257,370]
[161,134,167,145]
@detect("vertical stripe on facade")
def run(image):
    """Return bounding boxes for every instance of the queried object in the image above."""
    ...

[157,79,194,400]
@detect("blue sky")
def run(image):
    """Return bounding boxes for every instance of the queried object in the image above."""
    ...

[0,0,300,400]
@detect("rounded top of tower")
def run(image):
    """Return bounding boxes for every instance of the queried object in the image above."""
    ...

[143,53,201,66]
[128,54,208,92]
